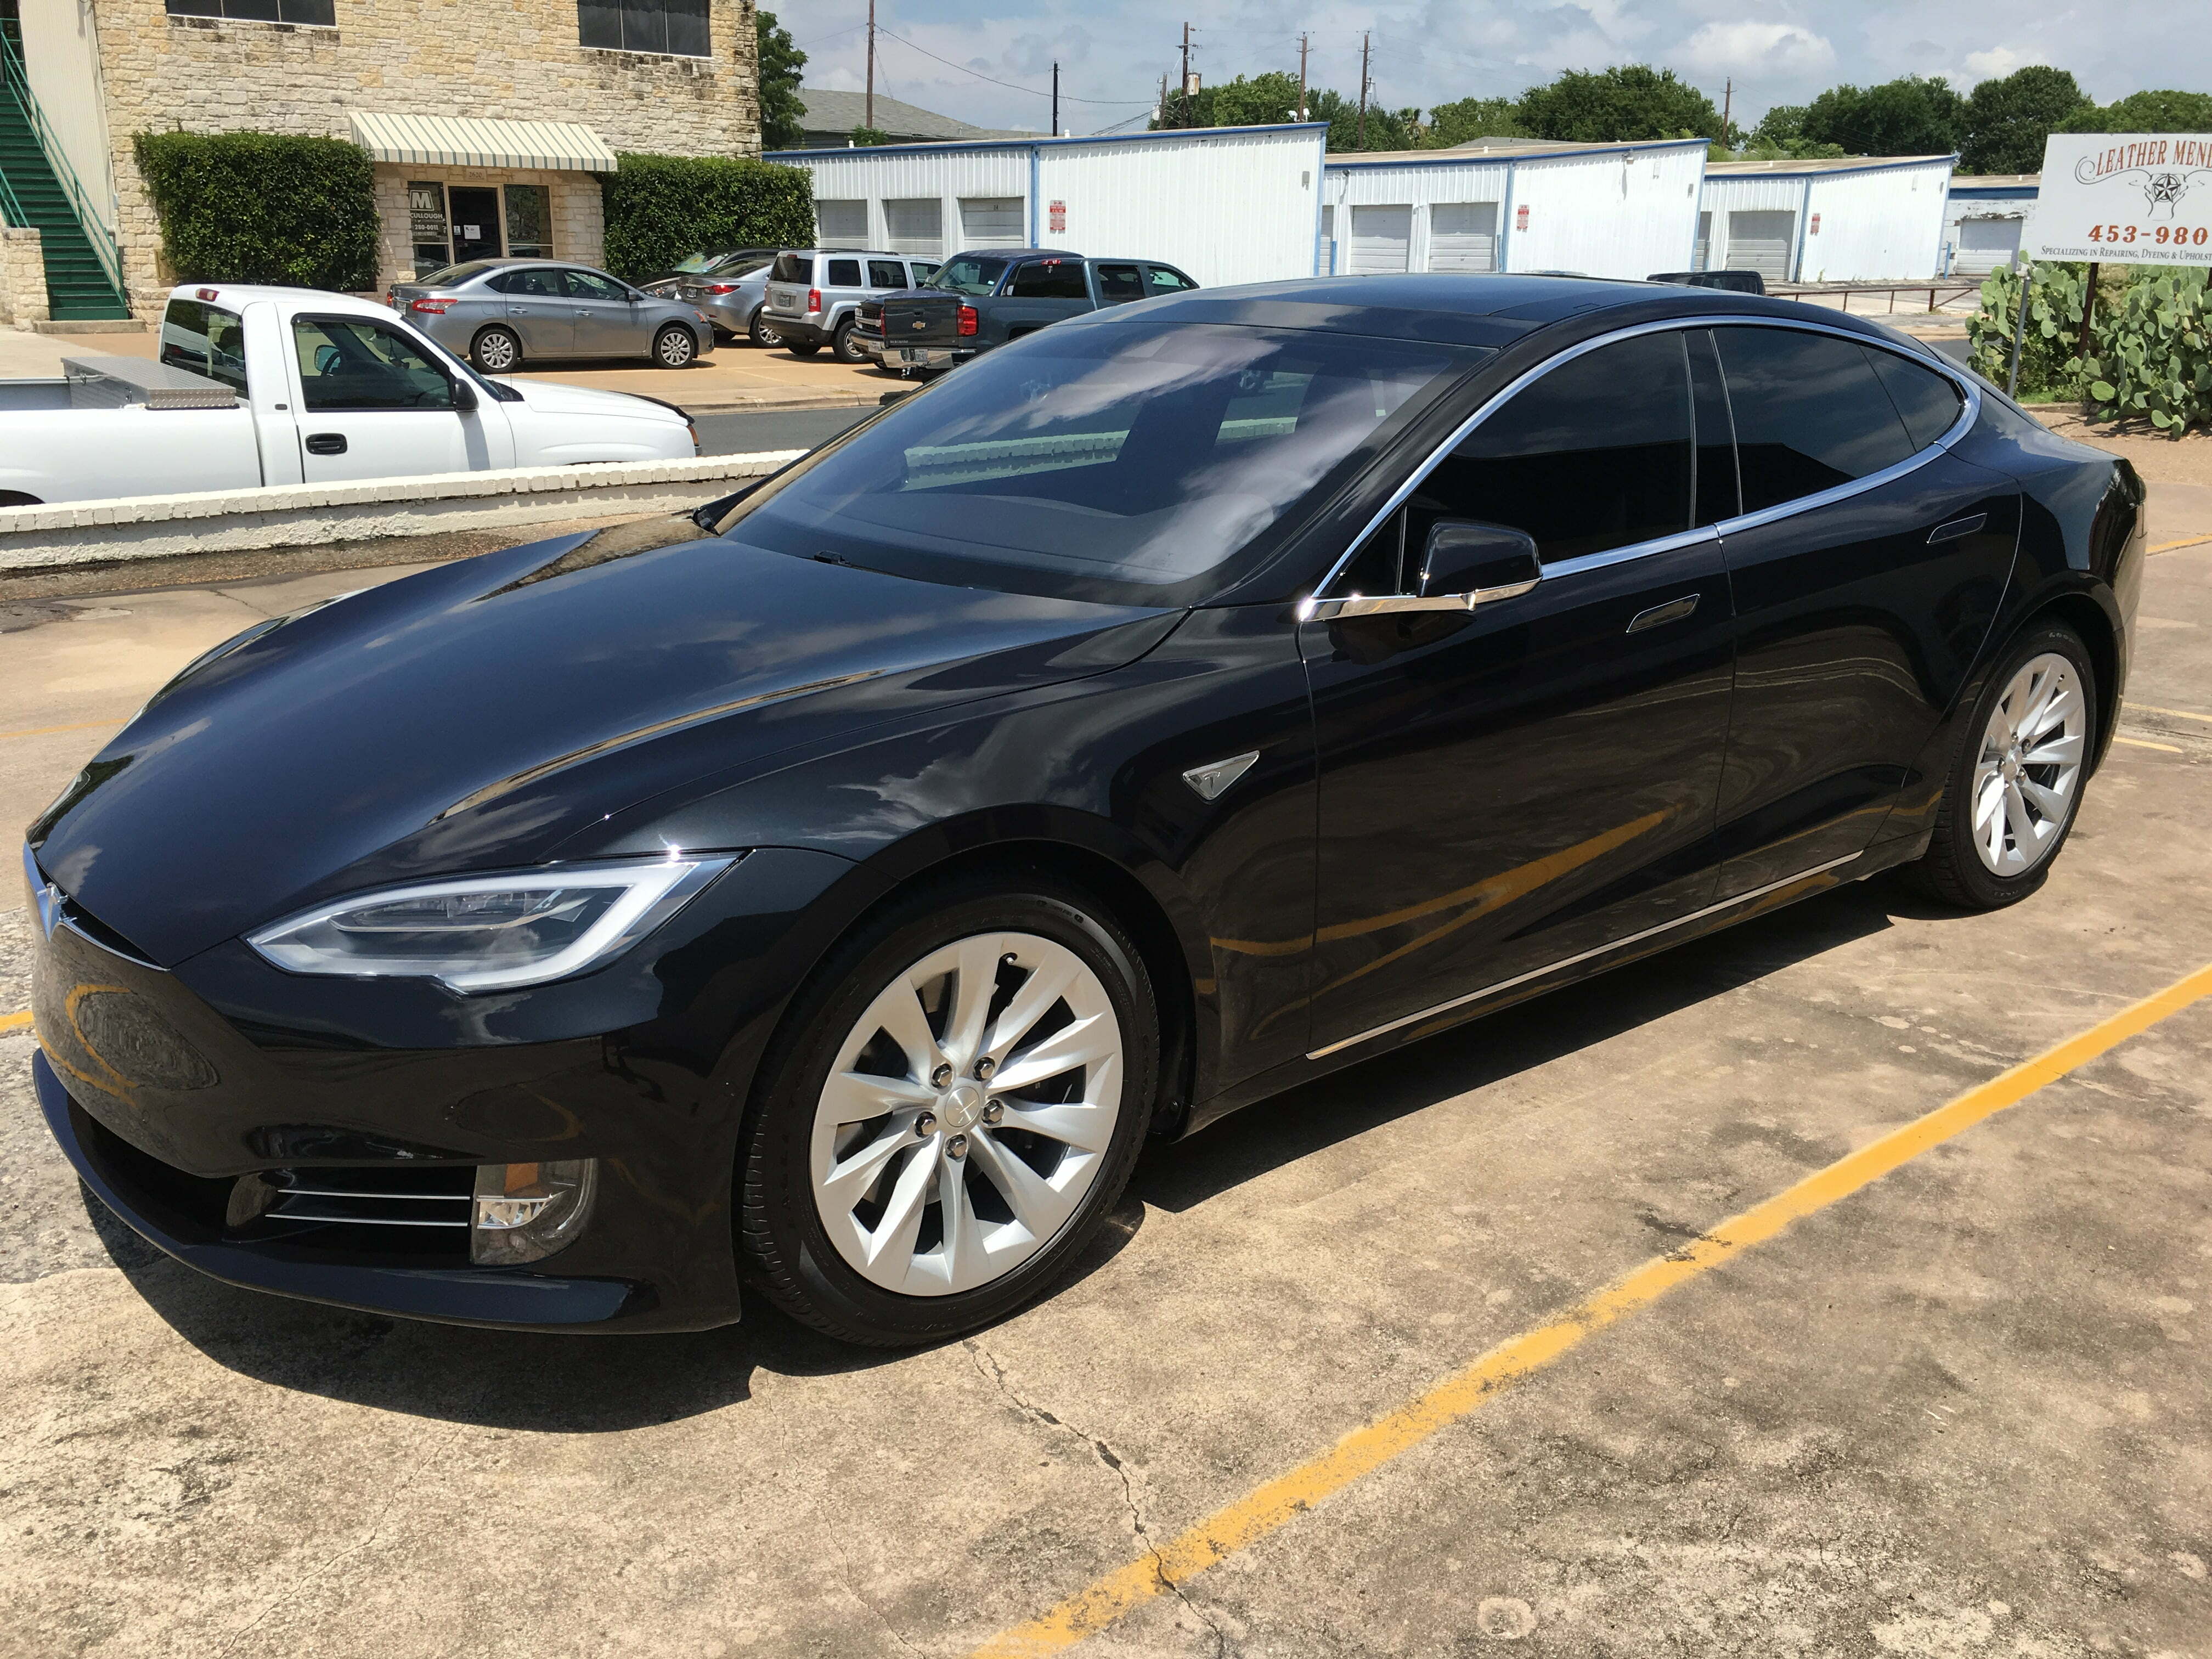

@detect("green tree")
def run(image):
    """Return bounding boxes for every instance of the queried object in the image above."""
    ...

[1800,75,1965,155]
[2059,88,2212,134]
[1960,65,2092,173]
[1751,104,1810,145]
[1733,134,1848,161]
[1423,95,1525,148]
[849,126,890,146]
[1519,65,1726,143]
[756,9,808,151]
[1305,86,1418,151]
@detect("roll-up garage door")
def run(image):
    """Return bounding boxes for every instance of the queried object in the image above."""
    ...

[816,199,868,250]
[884,198,943,257]
[1319,205,1335,274]
[1428,202,1498,272]
[1725,210,1796,282]
[959,198,1025,247]
[1347,205,1412,274]
[1956,216,2022,274]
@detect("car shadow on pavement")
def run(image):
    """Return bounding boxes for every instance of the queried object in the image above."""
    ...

[1136,877,1907,1216]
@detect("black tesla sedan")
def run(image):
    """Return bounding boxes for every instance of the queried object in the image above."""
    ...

[25,275,2141,1346]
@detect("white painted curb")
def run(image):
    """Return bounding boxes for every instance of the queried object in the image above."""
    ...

[0,450,804,572]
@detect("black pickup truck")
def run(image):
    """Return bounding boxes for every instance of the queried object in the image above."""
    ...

[857,248,1200,373]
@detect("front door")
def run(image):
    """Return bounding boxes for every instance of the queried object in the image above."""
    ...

[1302,329,1739,1058]
[564,268,640,356]
[1706,324,2019,894]
[290,312,506,482]
[445,187,503,262]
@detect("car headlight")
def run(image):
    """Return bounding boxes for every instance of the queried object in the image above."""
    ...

[246,855,735,992]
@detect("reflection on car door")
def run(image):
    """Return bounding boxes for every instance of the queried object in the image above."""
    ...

[290,313,507,482]
[1707,325,2017,895]
[564,268,639,357]
[1301,331,1738,1058]
[493,267,573,355]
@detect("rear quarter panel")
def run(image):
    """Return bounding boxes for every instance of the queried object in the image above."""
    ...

[0,404,265,504]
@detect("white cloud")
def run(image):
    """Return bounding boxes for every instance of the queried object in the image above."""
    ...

[1962,46,2025,82]
[1680,19,1838,80]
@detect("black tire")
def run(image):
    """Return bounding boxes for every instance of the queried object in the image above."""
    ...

[739,870,1160,1346]
[471,326,522,373]
[653,325,697,369]
[832,318,869,363]
[785,339,822,358]
[1906,619,2097,911]
[748,308,786,349]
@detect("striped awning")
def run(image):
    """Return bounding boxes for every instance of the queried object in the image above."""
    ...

[347,112,619,173]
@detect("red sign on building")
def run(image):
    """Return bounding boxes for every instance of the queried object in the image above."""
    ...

[1515,204,1530,231]
[1048,200,1068,233]
[1810,212,1822,235]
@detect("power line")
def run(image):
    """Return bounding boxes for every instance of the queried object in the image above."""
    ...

[872,27,1154,105]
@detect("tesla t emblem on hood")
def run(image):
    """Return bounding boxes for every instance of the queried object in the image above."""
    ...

[1182,751,1259,802]
[34,880,64,940]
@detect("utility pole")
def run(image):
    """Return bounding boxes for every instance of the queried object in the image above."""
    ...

[1722,77,1732,141]
[1297,32,1308,123]
[1355,31,1370,149]
[1158,71,1169,129]
[865,0,876,132]
[1180,22,1192,129]
[1052,61,1059,137]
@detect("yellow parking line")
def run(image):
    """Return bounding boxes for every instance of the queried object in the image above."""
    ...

[0,1010,32,1035]
[2151,535,2212,555]
[969,959,2212,1658]
[0,719,120,742]
[2131,703,2212,724]
[2115,735,2185,753]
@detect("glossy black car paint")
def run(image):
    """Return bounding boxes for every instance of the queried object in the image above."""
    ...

[25,274,2143,1332]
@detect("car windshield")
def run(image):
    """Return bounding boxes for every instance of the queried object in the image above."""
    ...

[928,256,1008,297]
[716,321,1476,605]
[410,261,495,287]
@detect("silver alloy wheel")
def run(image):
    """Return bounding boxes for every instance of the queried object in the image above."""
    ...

[1972,651,2087,876]
[656,327,695,368]
[810,930,1124,1296]
[473,329,518,371]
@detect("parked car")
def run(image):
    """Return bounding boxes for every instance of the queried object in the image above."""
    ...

[638,248,777,301]
[387,259,715,373]
[1650,269,1768,294]
[27,275,2138,1346]
[861,249,1199,372]
[0,284,698,506]
[759,250,944,362]
[678,251,821,349]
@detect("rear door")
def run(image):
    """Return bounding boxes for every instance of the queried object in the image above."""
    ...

[491,267,572,354]
[997,257,1093,335]
[289,311,506,482]
[1093,263,1147,306]
[1708,325,2017,893]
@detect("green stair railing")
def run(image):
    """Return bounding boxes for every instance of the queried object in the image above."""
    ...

[0,26,127,305]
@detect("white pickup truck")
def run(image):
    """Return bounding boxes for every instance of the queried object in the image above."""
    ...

[0,284,701,506]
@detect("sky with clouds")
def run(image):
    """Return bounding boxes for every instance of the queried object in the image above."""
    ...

[785,1,2209,138]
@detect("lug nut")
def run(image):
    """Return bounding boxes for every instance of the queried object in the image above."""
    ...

[983,1101,1004,1125]
[946,1133,969,1159]
[975,1056,996,1081]
[914,1111,936,1137]
[930,1063,953,1088]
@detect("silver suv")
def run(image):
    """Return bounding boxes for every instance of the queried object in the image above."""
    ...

[760,250,941,363]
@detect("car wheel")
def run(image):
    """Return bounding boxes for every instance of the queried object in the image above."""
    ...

[785,340,822,358]
[739,871,1159,1346]
[1907,619,2096,910]
[832,318,869,363]
[653,325,698,369]
[471,326,521,373]
[748,309,786,349]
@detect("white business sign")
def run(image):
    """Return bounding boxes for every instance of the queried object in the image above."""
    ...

[2026,132,2212,263]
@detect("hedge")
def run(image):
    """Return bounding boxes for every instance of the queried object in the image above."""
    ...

[600,153,815,282]
[132,131,380,292]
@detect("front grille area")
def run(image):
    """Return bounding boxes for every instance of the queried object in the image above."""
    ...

[255,1166,475,1239]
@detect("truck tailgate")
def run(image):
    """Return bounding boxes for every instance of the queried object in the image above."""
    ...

[879,293,964,348]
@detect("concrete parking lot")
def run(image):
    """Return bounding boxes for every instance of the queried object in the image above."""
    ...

[3,444,2211,1657]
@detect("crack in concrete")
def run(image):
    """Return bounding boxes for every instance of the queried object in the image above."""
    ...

[965,1340,1229,1657]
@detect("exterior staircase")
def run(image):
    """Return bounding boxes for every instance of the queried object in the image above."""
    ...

[1,24,132,321]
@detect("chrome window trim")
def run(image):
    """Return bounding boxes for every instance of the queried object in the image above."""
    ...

[1307,312,1981,602]
[1305,851,1861,1062]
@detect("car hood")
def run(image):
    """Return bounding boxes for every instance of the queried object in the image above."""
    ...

[500,377,689,425]
[30,526,1182,965]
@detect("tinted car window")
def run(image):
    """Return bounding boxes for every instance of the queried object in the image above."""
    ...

[1094,263,1146,305]
[1868,350,1965,450]
[564,269,630,302]
[1716,328,1916,513]
[1412,331,1693,567]
[929,256,1008,296]
[410,260,496,287]
[292,315,456,412]
[1010,259,1088,300]
[867,259,905,289]
[826,258,863,287]
[492,268,565,296]
[1147,266,1197,292]
[159,298,250,395]
[908,262,941,285]
[718,321,1469,604]
[770,253,813,284]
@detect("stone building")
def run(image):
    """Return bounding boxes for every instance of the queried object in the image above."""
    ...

[10,0,759,315]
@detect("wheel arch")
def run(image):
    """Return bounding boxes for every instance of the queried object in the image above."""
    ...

[469,321,520,360]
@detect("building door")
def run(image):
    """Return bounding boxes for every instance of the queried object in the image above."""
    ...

[447,187,504,261]
[1725,210,1795,281]
[959,198,1025,247]
[884,198,942,257]
[817,199,868,250]
[1347,205,1412,273]
[1694,211,1712,272]
[1957,216,2022,273]
[1318,205,1335,274]
[1429,202,1498,272]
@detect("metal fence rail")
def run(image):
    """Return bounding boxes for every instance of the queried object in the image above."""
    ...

[0,28,128,305]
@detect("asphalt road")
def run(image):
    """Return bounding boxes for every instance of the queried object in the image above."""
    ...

[695,404,874,458]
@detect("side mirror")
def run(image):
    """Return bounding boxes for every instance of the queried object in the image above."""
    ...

[1418,520,1542,600]
[449,376,479,413]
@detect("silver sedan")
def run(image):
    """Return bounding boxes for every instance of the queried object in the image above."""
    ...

[387,259,715,373]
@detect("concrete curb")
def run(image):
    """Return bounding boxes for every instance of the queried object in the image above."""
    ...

[662,389,885,415]
[0,450,800,573]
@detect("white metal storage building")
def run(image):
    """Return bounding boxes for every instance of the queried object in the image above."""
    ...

[1319,137,1708,280]
[1942,175,2038,274]
[1698,156,1957,283]
[761,124,1328,288]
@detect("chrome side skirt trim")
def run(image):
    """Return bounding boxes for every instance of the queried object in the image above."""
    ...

[1303,851,1861,1061]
